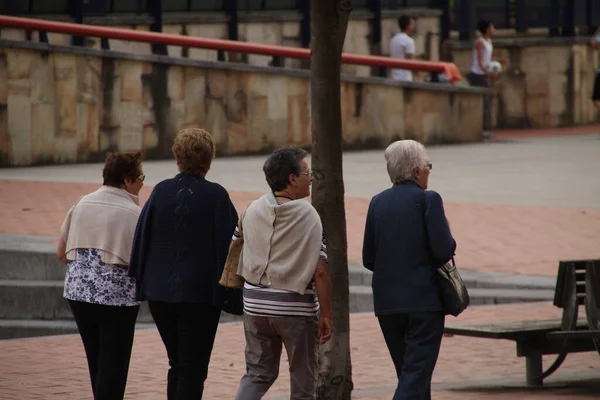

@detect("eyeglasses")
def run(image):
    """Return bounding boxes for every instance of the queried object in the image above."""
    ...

[298,170,313,178]
[138,174,146,182]
[426,163,433,171]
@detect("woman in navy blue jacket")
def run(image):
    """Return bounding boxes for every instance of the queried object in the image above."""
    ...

[362,140,456,400]
[129,128,238,400]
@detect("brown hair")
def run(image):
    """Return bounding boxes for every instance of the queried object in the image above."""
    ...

[263,147,308,192]
[172,128,216,176]
[102,151,143,187]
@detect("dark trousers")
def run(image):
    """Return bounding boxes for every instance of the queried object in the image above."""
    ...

[378,312,445,400]
[149,301,222,400]
[68,300,139,400]
[467,73,492,132]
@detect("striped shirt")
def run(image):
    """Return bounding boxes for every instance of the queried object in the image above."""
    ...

[232,225,327,317]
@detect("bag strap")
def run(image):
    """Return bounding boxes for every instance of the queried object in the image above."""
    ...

[420,191,434,262]
[420,191,455,267]
[238,201,253,239]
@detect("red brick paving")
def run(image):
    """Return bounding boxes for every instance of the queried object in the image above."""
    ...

[0,302,598,399]
[1,180,599,276]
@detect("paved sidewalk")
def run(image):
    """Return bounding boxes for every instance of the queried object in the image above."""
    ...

[1,132,600,399]
[0,302,598,399]
[1,179,598,276]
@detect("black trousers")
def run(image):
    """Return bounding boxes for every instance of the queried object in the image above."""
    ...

[149,301,222,400]
[68,300,139,400]
[377,312,445,400]
[467,73,492,132]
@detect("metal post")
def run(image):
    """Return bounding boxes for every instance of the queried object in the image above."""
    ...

[429,0,450,41]
[298,0,311,48]
[367,0,384,77]
[223,0,239,62]
[562,0,576,37]
[149,0,167,55]
[549,0,560,37]
[68,0,85,46]
[525,353,544,387]
[514,0,527,33]
[457,0,472,41]
[587,0,600,35]
[224,0,239,41]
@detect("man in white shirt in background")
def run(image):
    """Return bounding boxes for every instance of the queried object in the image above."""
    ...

[390,15,416,82]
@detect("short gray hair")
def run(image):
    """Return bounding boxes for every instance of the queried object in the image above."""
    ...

[384,140,429,184]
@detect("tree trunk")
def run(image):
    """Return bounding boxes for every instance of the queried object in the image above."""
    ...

[310,1,353,399]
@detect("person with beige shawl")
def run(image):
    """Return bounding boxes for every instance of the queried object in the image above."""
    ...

[57,152,144,400]
[233,147,333,400]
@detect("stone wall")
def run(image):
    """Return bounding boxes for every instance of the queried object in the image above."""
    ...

[0,41,484,167]
[449,38,599,129]
[0,9,441,78]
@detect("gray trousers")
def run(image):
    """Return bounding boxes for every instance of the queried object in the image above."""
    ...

[234,314,319,400]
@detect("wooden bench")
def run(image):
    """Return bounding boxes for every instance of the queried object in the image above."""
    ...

[444,259,600,386]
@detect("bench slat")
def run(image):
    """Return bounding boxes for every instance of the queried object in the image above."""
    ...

[444,319,589,340]
[546,330,600,340]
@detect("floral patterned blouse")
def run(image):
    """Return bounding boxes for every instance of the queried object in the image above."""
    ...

[63,248,139,307]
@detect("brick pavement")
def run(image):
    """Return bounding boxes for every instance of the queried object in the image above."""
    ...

[1,131,600,398]
[1,180,599,276]
[0,302,598,399]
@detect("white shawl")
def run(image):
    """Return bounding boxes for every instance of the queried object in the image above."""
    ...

[237,193,323,294]
[60,186,141,265]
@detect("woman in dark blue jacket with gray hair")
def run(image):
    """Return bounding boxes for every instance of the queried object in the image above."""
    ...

[362,139,456,400]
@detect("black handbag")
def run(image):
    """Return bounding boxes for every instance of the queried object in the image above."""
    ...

[222,287,244,316]
[420,191,470,317]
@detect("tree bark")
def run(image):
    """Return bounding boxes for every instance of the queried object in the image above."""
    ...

[310,1,353,399]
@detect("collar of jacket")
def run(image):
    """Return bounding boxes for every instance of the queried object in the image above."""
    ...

[175,172,207,181]
[396,180,421,188]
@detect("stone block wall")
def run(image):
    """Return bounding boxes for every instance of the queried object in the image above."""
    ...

[0,42,483,167]
[449,38,599,129]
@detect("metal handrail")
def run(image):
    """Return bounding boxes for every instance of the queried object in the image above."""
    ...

[0,15,462,82]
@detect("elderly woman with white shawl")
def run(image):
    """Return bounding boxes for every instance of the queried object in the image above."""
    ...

[57,151,144,400]
[233,147,333,400]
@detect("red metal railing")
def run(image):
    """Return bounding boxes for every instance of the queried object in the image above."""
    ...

[0,15,462,83]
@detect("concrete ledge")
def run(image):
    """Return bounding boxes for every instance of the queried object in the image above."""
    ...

[0,251,65,281]
[0,39,486,95]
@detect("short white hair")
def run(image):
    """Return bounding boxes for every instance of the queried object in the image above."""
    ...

[384,140,429,184]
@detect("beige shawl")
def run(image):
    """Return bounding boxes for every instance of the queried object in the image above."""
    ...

[60,186,141,265]
[237,193,322,294]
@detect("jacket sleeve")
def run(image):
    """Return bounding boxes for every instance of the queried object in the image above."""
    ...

[128,188,155,281]
[362,198,376,271]
[425,190,456,263]
[215,188,239,277]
